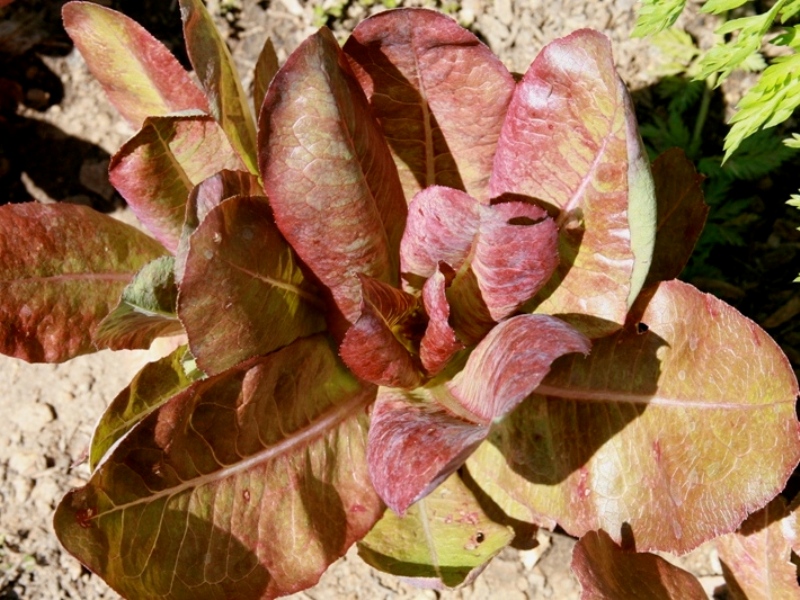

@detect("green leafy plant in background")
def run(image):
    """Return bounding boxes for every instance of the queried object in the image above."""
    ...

[0,1,798,598]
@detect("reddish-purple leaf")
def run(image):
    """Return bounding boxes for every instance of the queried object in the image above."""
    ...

[420,268,464,375]
[339,276,423,388]
[572,530,707,599]
[467,280,800,554]
[179,0,259,173]
[178,196,326,375]
[358,473,514,589]
[0,203,167,363]
[93,256,183,351]
[344,9,515,202]
[644,148,708,288]
[258,28,407,324]
[716,496,800,600]
[448,314,590,423]
[253,37,279,117]
[89,344,199,471]
[491,30,656,336]
[62,2,209,129]
[368,388,489,515]
[174,169,263,282]
[400,186,481,283]
[55,336,382,600]
[472,201,559,322]
[109,115,246,253]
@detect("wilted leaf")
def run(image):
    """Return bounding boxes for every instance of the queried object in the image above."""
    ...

[89,344,199,471]
[178,196,326,375]
[55,335,382,600]
[467,280,800,554]
[109,115,246,253]
[62,2,209,129]
[179,0,259,173]
[339,276,424,388]
[253,37,278,116]
[491,30,656,336]
[258,28,407,324]
[358,473,513,589]
[716,496,800,600]
[344,8,515,202]
[572,530,707,599]
[93,256,182,351]
[0,203,167,363]
[644,148,708,287]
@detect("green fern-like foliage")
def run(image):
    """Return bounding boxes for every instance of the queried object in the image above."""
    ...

[633,0,688,36]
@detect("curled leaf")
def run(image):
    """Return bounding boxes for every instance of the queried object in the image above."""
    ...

[420,268,464,376]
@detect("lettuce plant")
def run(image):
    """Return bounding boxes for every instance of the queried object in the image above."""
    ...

[0,2,797,597]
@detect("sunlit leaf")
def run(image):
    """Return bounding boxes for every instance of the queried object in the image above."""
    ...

[109,115,246,253]
[420,268,464,376]
[344,8,515,202]
[258,28,407,324]
[0,203,167,363]
[62,1,209,128]
[491,30,656,337]
[89,344,199,471]
[253,37,278,117]
[716,496,800,600]
[178,196,326,375]
[93,256,183,351]
[572,530,707,599]
[179,0,259,173]
[467,280,800,554]
[55,335,382,600]
[358,473,513,589]
[632,0,687,37]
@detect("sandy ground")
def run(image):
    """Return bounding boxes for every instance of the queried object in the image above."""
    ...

[0,1,732,598]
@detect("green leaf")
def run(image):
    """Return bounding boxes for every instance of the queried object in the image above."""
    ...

[178,196,327,375]
[93,256,183,351]
[89,344,199,471]
[723,128,796,179]
[55,335,382,600]
[632,0,688,37]
[109,115,246,253]
[358,473,513,589]
[467,280,800,554]
[701,0,751,14]
[724,53,800,160]
[179,0,259,174]
[62,2,209,128]
[572,530,707,599]
[0,203,167,363]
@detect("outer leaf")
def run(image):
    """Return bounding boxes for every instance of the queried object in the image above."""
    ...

[0,203,167,363]
[369,314,588,514]
[258,28,407,324]
[93,256,183,351]
[179,0,259,173]
[368,388,489,515]
[175,169,263,282]
[358,473,514,589]
[62,2,209,129]
[572,530,707,599]
[253,38,279,117]
[89,345,199,471]
[490,30,656,336]
[420,268,464,376]
[716,496,800,600]
[339,276,424,388]
[643,149,708,288]
[55,335,382,600]
[178,196,326,376]
[109,115,246,253]
[467,280,800,554]
[344,8,515,202]
[447,314,590,423]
